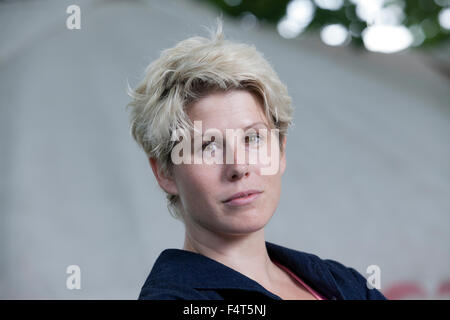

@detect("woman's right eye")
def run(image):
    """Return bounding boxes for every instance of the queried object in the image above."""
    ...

[202,141,216,152]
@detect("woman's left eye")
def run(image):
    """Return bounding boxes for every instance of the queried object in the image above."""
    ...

[202,142,214,151]
[245,134,260,144]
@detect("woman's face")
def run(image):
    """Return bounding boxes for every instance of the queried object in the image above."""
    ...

[168,89,286,236]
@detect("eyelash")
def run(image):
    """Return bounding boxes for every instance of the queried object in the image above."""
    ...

[202,134,261,150]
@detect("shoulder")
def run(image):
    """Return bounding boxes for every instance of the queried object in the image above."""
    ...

[266,241,387,300]
[322,258,387,300]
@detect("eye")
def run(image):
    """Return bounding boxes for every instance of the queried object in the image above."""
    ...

[245,134,261,144]
[202,141,218,152]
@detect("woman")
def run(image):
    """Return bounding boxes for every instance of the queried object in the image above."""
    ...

[127,20,387,300]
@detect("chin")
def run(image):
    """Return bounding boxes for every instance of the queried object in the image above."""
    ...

[218,210,273,235]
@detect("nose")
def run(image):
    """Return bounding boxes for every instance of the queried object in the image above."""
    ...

[226,163,249,181]
[225,138,250,181]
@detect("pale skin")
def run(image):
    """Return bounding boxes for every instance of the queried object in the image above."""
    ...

[150,89,317,300]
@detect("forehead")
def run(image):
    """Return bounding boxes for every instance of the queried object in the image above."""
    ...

[186,90,270,131]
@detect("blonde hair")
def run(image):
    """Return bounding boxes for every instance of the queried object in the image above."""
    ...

[126,18,294,221]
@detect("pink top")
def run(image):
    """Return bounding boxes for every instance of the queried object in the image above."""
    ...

[273,260,327,300]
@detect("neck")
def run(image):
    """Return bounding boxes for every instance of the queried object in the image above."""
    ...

[182,221,280,291]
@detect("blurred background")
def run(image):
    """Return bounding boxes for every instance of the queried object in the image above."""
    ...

[0,0,449,299]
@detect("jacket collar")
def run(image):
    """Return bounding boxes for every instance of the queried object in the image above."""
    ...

[144,241,343,300]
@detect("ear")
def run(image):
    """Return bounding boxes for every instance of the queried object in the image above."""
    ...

[149,157,179,196]
[280,136,287,175]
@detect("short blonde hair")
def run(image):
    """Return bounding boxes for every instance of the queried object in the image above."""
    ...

[127,19,294,221]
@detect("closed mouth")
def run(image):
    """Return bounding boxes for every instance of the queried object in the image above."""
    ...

[223,190,262,203]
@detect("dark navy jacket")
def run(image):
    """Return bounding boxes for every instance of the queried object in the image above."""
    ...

[139,241,387,300]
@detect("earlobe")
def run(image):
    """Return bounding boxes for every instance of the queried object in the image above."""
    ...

[149,157,179,196]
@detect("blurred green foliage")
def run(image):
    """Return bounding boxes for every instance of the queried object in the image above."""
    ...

[198,0,449,50]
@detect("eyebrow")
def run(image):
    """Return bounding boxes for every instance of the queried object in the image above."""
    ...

[243,121,270,130]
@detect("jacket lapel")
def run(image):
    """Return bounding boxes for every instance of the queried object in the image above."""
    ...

[144,241,343,300]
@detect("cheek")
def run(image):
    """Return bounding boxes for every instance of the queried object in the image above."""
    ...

[176,165,220,208]
[264,174,282,205]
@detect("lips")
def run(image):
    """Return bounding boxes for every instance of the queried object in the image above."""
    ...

[223,190,262,203]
